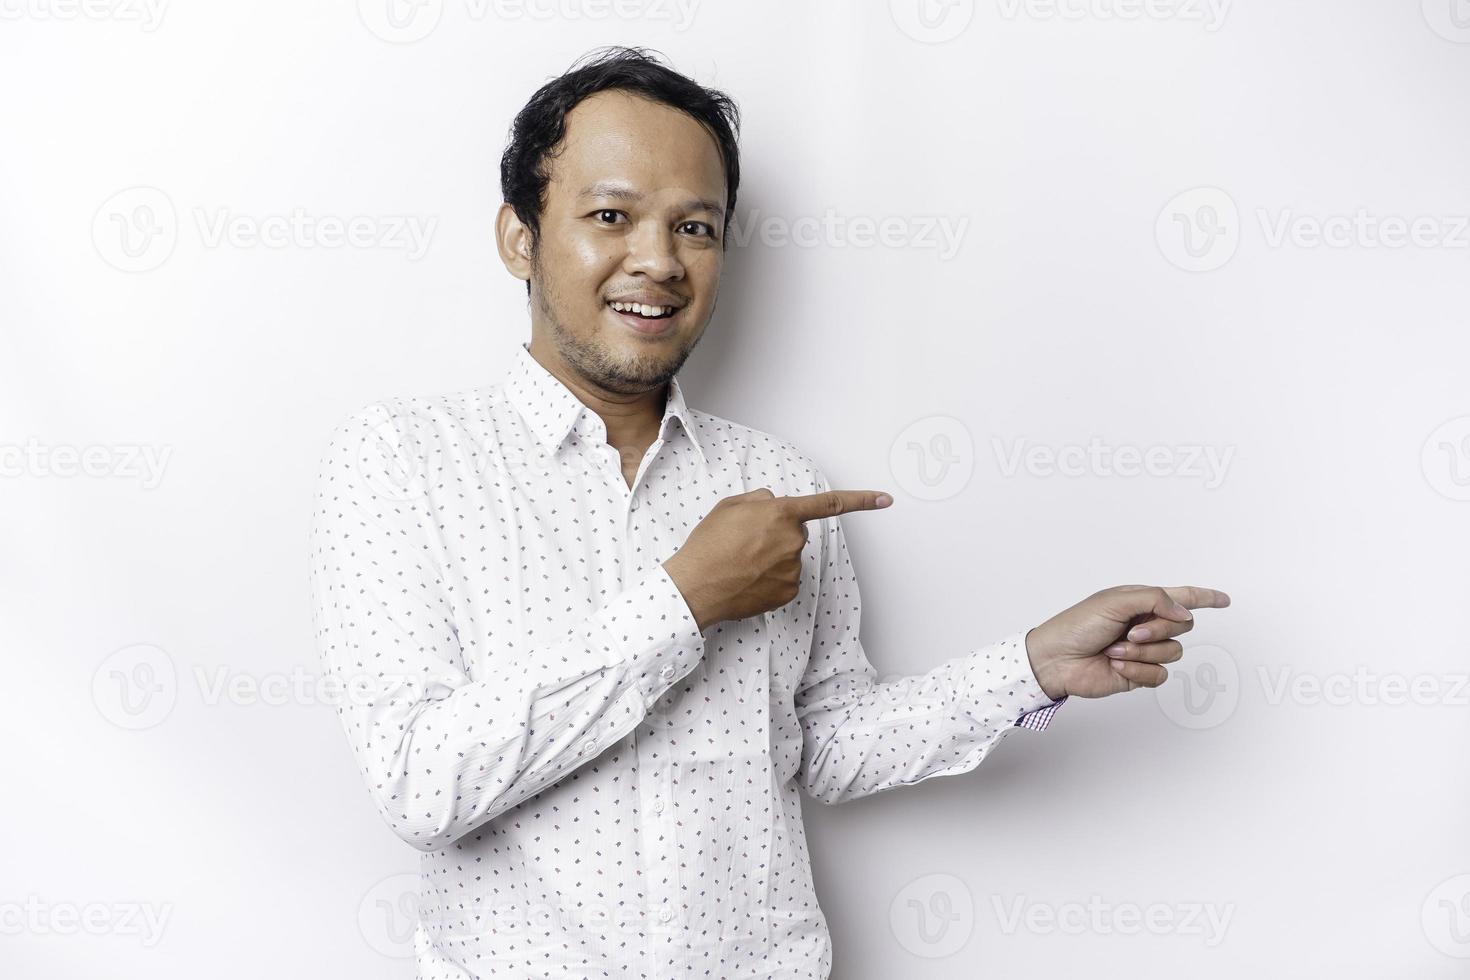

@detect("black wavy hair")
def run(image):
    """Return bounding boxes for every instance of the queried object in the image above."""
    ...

[499,46,742,291]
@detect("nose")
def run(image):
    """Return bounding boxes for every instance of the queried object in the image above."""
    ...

[621,220,684,282]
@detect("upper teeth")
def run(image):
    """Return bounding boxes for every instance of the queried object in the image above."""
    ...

[610,301,675,317]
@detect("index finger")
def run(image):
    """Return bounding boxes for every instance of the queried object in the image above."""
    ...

[1162,585,1232,610]
[777,490,894,522]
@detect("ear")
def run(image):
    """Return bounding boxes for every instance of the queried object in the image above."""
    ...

[495,202,533,283]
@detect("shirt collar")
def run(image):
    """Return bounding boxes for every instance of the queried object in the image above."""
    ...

[504,341,706,466]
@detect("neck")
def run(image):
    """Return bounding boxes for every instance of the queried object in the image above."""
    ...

[526,334,667,453]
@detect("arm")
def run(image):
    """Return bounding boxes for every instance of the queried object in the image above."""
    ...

[795,470,1065,807]
[308,404,705,852]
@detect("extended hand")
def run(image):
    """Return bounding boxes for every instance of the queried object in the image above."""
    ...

[1024,585,1232,699]
[663,487,892,632]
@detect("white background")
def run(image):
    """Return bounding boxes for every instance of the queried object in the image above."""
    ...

[3,1,1469,976]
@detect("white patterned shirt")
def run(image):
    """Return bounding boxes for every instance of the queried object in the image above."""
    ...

[308,341,1067,979]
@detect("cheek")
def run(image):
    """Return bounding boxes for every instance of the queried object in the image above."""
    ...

[544,224,622,288]
[683,249,722,301]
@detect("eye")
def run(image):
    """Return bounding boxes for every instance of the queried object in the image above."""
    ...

[592,209,627,225]
[679,221,716,239]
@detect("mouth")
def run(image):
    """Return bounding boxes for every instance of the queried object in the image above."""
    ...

[605,299,682,335]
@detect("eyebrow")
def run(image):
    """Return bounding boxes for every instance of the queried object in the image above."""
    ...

[577,181,725,219]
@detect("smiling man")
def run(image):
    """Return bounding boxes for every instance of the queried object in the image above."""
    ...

[309,46,1230,979]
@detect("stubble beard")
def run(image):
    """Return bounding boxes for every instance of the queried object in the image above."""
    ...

[533,265,702,395]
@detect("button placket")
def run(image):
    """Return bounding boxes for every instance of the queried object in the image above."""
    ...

[627,450,682,951]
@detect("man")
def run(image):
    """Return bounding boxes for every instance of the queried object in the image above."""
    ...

[309,46,1230,979]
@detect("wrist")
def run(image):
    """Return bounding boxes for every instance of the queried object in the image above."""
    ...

[662,555,719,633]
[1024,626,1067,701]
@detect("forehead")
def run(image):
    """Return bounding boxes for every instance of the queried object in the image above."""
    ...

[546,90,727,206]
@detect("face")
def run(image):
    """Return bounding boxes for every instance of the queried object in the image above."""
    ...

[506,89,728,394]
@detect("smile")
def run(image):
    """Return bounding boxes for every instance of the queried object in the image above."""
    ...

[606,300,679,320]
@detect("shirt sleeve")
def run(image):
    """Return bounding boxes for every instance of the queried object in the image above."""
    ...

[308,403,706,852]
[794,468,1066,807]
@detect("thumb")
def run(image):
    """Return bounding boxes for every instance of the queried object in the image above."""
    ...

[1110,585,1193,624]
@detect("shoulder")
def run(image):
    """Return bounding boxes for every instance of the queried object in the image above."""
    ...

[322,385,499,445]
[314,386,503,486]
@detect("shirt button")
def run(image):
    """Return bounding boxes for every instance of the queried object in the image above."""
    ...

[631,496,640,511]
[659,906,674,923]
[580,738,596,756]
[652,799,665,814]
[659,664,676,681]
